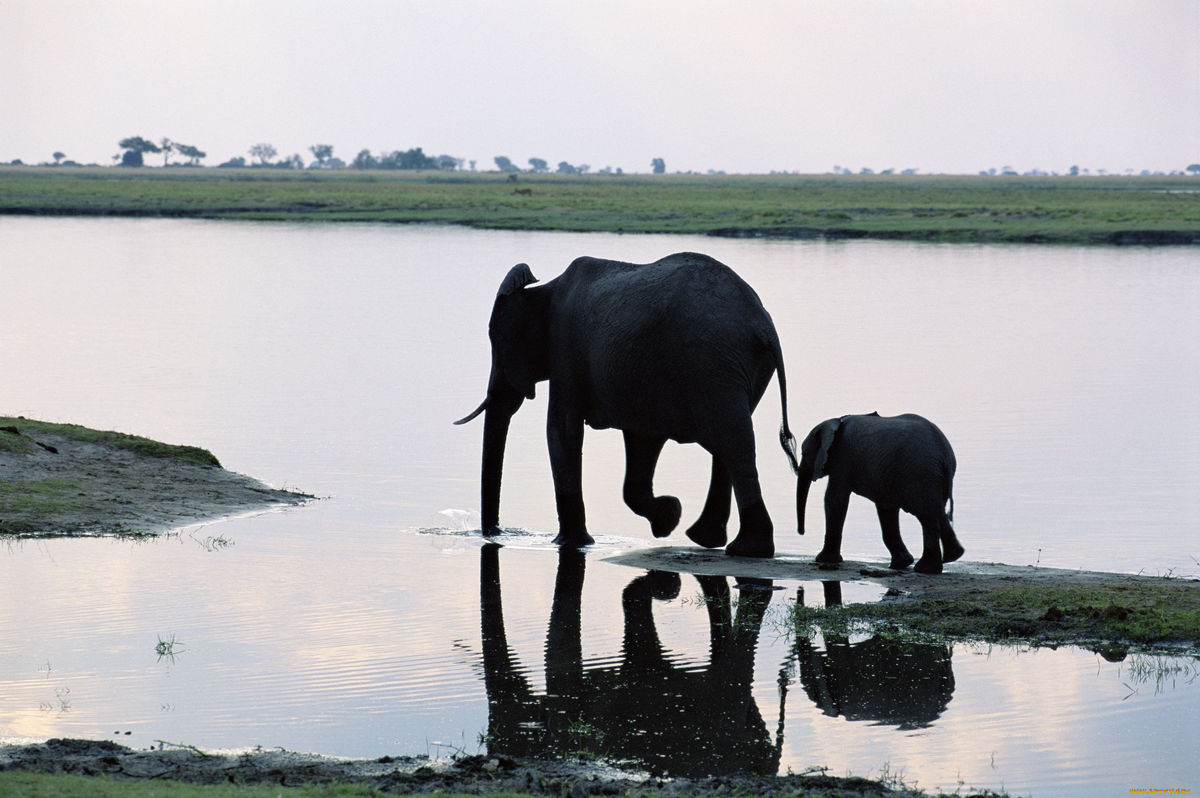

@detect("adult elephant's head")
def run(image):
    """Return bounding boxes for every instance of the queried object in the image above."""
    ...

[454,264,551,534]
[795,417,840,536]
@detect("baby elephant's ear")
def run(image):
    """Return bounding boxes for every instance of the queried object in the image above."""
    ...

[812,418,841,480]
[497,263,538,297]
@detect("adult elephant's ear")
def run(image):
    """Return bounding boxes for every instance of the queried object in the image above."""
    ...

[497,263,538,297]
[489,263,547,401]
[812,418,841,480]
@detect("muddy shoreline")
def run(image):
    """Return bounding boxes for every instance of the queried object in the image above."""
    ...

[0,737,999,796]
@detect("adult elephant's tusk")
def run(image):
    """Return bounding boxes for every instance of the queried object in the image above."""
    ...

[453,397,489,425]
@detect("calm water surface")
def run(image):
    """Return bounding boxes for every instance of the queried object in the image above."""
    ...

[0,218,1197,796]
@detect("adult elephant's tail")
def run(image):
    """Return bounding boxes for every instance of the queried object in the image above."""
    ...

[761,328,800,476]
[943,463,955,528]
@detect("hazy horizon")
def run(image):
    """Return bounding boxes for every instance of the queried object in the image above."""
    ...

[2,1,1196,175]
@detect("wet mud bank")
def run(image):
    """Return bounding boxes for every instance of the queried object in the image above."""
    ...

[607,548,1200,656]
[0,417,310,538]
[0,738,1003,797]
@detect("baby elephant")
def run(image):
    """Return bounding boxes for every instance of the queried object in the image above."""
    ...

[797,413,964,574]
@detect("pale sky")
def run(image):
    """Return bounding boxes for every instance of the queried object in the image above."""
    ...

[2,0,1196,174]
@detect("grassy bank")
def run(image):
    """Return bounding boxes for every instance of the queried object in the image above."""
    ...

[788,572,1200,659]
[2,166,1197,244]
[0,416,220,466]
[0,416,307,538]
[608,549,1200,656]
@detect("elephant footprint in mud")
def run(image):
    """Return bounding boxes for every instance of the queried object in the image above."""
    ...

[456,252,800,558]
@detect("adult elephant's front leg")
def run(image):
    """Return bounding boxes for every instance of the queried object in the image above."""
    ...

[622,431,681,537]
[547,394,594,547]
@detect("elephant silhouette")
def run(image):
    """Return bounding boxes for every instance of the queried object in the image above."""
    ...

[477,544,781,777]
[792,582,956,730]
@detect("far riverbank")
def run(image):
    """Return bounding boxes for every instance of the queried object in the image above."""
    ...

[2,167,1197,245]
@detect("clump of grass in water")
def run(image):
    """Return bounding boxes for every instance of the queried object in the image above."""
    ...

[1120,654,1199,697]
[156,633,185,663]
[566,717,606,760]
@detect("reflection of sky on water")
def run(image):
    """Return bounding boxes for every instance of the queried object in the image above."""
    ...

[1,218,1198,793]
[2,526,1196,795]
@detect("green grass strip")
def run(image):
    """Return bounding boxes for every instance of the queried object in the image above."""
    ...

[2,167,1198,245]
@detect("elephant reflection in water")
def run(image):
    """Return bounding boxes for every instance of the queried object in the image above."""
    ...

[792,582,956,730]
[479,544,780,777]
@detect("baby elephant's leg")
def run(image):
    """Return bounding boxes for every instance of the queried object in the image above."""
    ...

[815,482,850,564]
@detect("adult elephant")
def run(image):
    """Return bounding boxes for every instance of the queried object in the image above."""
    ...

[456,253,799,558]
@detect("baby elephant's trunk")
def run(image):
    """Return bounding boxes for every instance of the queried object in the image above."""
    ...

[795,460,814,535]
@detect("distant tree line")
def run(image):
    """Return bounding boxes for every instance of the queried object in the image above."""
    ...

[25,141,1199,176]
[16,136,668,174]
[351,148,462,171]
[490,155,668,175]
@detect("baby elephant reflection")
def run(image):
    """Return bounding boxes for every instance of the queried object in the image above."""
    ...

[794,586,954,729]
[479,544,780,777]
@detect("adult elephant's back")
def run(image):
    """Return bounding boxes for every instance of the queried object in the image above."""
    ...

[553,253,780,443]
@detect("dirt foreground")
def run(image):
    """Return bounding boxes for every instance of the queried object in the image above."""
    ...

[0,738,1000,797]
[0,418,309,538]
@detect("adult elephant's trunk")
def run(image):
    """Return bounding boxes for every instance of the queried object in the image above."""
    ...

[796,461,814,536]
[478,366,525,535]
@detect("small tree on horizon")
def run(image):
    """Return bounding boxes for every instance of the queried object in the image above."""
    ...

[175,144,206,166]
[651,157,665,174]
[494,156,519,172]
[159,138,175,166]
[117,136,161,167]
[249,143,277,166]
[52,151,65,165]
[310,144,334,165]
[352,149,378,169]
[528,157,548,173]
[1187,164,1200,175]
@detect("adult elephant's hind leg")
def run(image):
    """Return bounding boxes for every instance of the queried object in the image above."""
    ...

[714,421,775,559]
[940,514,965,563]
[876,504,914,570]
[685,457,732,549]
[622,431,681,538]
[913,513,944,574]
